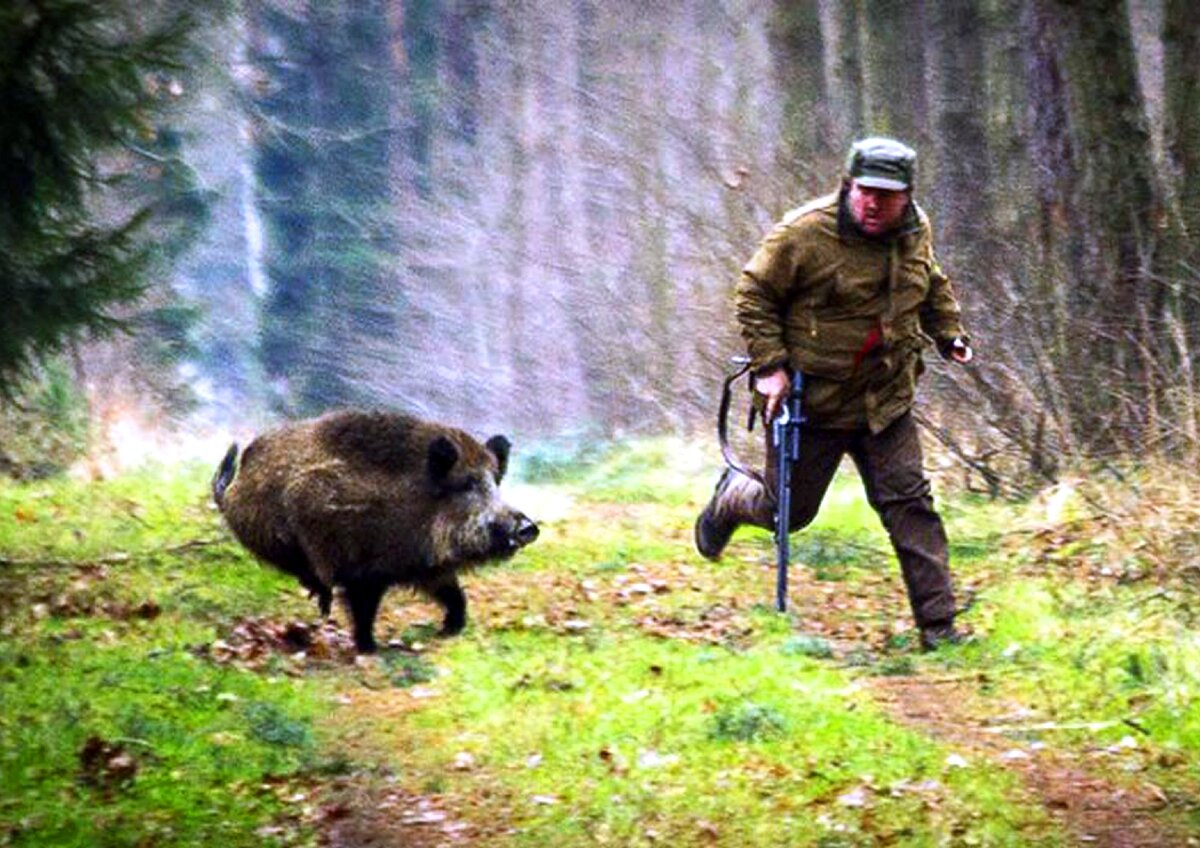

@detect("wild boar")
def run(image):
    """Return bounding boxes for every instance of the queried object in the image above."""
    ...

[211,409,539,652]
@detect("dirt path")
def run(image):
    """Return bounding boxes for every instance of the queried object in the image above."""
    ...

[322,786,483,848]
[869,673,1189,847]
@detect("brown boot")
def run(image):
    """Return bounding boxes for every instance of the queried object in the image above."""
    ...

[919,622,963,652]
[694,469,741,561]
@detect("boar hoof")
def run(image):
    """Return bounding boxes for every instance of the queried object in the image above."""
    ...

[311,588,333,618]
[431,583,467,636]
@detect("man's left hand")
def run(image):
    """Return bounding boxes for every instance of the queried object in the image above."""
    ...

[940,337,973,364]
[949,337,973,364]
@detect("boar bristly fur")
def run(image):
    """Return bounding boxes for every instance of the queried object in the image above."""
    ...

[213,410,538,652]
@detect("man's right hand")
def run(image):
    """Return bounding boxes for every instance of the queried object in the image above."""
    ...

[755,367,791,423]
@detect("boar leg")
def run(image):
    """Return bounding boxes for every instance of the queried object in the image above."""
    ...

[299,573,333,618]
[285,541,334,618]
[425,575,467,635]
[312,585,333,618]
[344,578,388,653]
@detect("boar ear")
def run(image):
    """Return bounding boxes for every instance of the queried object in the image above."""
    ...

[485,435,511,481]
[427,436,459,481]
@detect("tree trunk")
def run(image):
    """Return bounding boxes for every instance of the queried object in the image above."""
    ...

[1161,0,1200,457]
[1163,0,1200,252]
[768,0,832,170]
[822,0,864,143]
[860,0,928,154]
[927,0,992,289]
[1056,0,1162,449]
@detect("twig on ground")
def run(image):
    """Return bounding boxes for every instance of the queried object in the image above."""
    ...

[981,720,1119,734]
[0,538,225,570]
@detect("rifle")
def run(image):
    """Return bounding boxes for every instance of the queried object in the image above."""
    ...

[716,358,805,613]
[771,371,805,612]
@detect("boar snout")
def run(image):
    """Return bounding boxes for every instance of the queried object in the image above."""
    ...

[490,512,539,556]
[515,514,539,546]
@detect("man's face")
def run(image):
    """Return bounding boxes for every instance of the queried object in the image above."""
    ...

[847,179,910,236]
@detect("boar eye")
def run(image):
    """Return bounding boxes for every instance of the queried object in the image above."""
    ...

[441,474,485,497]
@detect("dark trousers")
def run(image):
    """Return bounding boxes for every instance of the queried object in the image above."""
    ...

[734,412,956,628]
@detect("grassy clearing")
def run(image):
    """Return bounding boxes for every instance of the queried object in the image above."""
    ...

[0,465,337,847]
[0,638,332,846]
[2,440,1197,845]
[971,579,1200,751]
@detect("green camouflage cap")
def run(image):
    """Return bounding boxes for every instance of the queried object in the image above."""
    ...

[845,137,916,191]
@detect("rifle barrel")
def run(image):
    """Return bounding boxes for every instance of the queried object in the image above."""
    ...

[773,373,806,613]
[775,416,791,612]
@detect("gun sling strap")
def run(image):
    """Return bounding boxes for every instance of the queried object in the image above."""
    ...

[717,358,773,500]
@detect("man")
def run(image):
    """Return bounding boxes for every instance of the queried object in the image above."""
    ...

[694,137,973,651]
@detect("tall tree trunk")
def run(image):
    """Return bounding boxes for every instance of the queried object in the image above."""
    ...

[822,0,864,143]
[1056,0,1163,449]
[1161,0,1200,261]
[860,0,928,152]
[1014,0,1084,461]
[768,0,832,171]
[927,0,991,290]
[1163,0,1200,253]
[1162,0,1200,457]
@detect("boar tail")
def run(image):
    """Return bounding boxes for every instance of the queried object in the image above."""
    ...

[211,443,239,509]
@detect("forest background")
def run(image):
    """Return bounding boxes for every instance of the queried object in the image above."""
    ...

[3,0,1199,492]
[5,3,1200,843]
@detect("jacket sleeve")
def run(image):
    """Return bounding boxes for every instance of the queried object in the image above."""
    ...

[735,222,806,373]
[918,242,966,347]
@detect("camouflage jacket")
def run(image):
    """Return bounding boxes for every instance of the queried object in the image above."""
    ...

[736,189,966,433]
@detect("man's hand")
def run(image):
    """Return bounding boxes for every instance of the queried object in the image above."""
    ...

[755,367,791,422]
[940,337,974,364]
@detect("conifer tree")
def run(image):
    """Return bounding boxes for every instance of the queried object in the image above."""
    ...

[0,0,204,395]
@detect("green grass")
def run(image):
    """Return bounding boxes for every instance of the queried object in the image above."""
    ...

[0,638,329,846]
[0,465,336,847]
[946,579,1200,777]
[515,436,714,506]
[389,627,1048,847]
[0,462,218,560]
[3,439,1196,845]
[924,498,1200,834]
